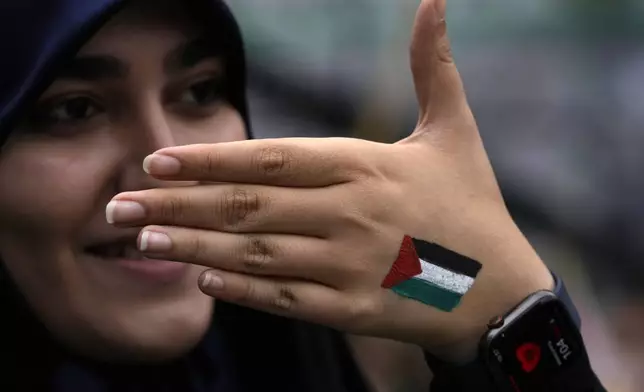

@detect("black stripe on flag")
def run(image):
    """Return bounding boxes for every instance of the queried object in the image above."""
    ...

[412,238,482,279]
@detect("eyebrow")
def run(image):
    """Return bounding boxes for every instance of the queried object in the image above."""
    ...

[57,56,128,81]
[54,36,222,83]
[163,36,223,74]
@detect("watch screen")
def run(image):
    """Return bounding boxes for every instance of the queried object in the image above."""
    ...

[488,299,583,391]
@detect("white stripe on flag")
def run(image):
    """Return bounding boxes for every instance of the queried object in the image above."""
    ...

[417,258,475,295]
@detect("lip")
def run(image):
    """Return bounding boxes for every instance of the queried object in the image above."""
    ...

[84,252,190,285]
[82,229,191,285]
[111,257,189,284]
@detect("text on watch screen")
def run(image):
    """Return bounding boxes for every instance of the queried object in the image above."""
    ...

[490,301,581,391]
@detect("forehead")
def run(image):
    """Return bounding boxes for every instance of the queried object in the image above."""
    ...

[79,0,202,55]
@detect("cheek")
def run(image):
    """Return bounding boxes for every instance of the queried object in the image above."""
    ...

[0,140,121,242]
[0,105,246,241]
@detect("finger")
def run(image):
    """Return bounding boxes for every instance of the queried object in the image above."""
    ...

[108,184,336,237]
[410,0,469,128]
[141,138,375,186]
[137,227,346,285]
[198,269,379,330]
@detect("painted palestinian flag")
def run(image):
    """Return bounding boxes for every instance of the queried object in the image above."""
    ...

[382,236,482,312]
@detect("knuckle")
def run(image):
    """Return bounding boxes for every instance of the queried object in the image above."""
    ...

[185,233,207,262]
[271,285,296,311]
[159,196,189,222]
[342,258,370,281]
[354,156,373,174]
[202,150,221,176]
[345,152,380,181]
[437,22,453,64]
[343,297,381,330]
[240,236,274,270]
[240,280,259,304]
[348,180,398,225]
[254,147,292,176]
[239,281,296,312]
[220,187,263,228]
[336,207,371,231]
[333,205,383,243]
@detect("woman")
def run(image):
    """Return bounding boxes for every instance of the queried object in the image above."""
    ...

[0,0,430,390]
[0,0,605,391]
[0,0,359,389]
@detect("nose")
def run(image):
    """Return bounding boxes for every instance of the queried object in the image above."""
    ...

[117,98,197,192]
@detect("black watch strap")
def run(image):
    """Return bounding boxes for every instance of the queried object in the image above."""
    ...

[552,272,581,329]
[423,272,582,391]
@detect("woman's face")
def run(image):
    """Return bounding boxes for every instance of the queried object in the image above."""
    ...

[0,1,246,362]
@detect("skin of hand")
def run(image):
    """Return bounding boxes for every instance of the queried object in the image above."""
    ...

[106,0,554,363]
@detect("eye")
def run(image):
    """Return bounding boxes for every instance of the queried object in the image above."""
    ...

[18,94,107,137]
[178,78,225,106]
[41,96,103,124]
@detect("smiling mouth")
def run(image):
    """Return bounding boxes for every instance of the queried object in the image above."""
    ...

[84,239,189,284]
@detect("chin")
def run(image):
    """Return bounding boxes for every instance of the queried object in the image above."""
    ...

[6,247,216,364]
[107,315,214,364]
[50,292,216,365]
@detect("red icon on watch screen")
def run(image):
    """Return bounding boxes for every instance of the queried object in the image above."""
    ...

[516,342,541,373]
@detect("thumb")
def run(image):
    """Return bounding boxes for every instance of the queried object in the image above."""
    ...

[410,0,469,129]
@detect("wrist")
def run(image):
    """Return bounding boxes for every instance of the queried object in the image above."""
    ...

[424,285,600,392]
[445,274,555,363]
[420,235,554,363]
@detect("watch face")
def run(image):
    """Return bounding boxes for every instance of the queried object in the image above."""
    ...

[487,298,583,391]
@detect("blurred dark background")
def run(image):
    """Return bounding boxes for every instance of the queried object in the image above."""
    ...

[227,1,644,390]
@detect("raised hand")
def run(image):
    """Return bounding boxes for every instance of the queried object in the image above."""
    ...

[107,0,553,362]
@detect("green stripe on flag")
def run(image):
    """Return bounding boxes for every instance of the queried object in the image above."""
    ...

[391,277,464,312]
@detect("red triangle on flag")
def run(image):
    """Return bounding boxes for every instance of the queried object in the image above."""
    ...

[382,235,422,289]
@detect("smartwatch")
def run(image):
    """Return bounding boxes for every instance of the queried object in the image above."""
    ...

[425,273,605,392]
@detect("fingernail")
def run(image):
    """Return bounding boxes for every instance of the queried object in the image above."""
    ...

[200,271,224,290]
[139,231,173,253]
[106,200,146,224]
[143,154,181,176]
